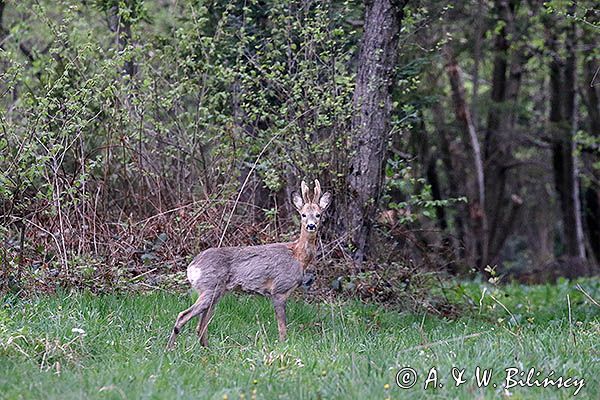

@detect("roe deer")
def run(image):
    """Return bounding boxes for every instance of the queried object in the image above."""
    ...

[167,179,332,349]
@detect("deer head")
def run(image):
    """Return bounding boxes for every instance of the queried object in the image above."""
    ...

[291,179,332,235]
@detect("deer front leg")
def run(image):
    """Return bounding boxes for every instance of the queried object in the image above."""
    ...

[272,296,287,342]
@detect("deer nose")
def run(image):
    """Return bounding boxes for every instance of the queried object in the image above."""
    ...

[307,223,316,231]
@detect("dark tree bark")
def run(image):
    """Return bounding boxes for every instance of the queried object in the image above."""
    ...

[483,0,526,267]
[426,155,447,230]
[581,24,600,264]
[584,58,600,134]
[411,116,447,231]
[0,1,6,49]
[345,0,408,262]
[584,188,600,263]
[107,1,136,78]
[547,15,586,259]
[470,0,485,129]
[429,85,467,264]
[445,52,488,268]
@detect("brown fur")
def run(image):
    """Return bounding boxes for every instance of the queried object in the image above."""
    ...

[290,228,317,268]
[167,180,332,349]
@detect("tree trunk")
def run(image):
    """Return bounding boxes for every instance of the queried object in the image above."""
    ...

[547,17,586,259]
[470,0,485,129]
[108,2,136,78]
[583,59,600,134]
[411,116,447,230]
[483,0,525,267]
[0,1,6,49]
[584,188,600,263]
[582,26,600,265]
[345,0,408,262]
[445,53,488,268]
[429,88,466,265]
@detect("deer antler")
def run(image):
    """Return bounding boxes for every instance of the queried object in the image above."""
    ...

[301,181,311,204]
[313,179,322,203]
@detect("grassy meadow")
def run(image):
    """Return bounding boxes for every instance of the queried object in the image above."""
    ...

[0,279,599,399]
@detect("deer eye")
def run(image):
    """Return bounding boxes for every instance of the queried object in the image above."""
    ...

[316,214,321,218]
[301,214,306,218]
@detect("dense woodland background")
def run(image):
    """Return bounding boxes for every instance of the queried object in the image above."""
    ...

[0,0,599,298]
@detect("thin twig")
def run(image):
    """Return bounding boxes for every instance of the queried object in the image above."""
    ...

[575,284,600,308]
[217,108,314,247]
[129,268,158,282]
[217,133,281,247]
[489,293,517,326]
[567,294,577,345]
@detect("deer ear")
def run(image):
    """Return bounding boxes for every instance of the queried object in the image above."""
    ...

[313,179,322,203]
[291,191,304,211]
[300,181,310,203]
[319,191,332,210]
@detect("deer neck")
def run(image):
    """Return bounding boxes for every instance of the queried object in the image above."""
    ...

[291,228,317,269]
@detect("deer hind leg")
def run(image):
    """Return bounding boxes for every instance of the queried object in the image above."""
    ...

[195,303,215,347]
[272,295,288,342]
[167,292,212,350]
[195,289,223,347]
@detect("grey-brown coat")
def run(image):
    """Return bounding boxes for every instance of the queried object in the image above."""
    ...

[167,179,332,348]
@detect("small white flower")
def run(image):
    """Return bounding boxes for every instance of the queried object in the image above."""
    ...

[72,328,86,335]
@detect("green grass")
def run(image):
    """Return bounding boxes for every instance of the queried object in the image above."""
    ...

[1,279,599,399]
